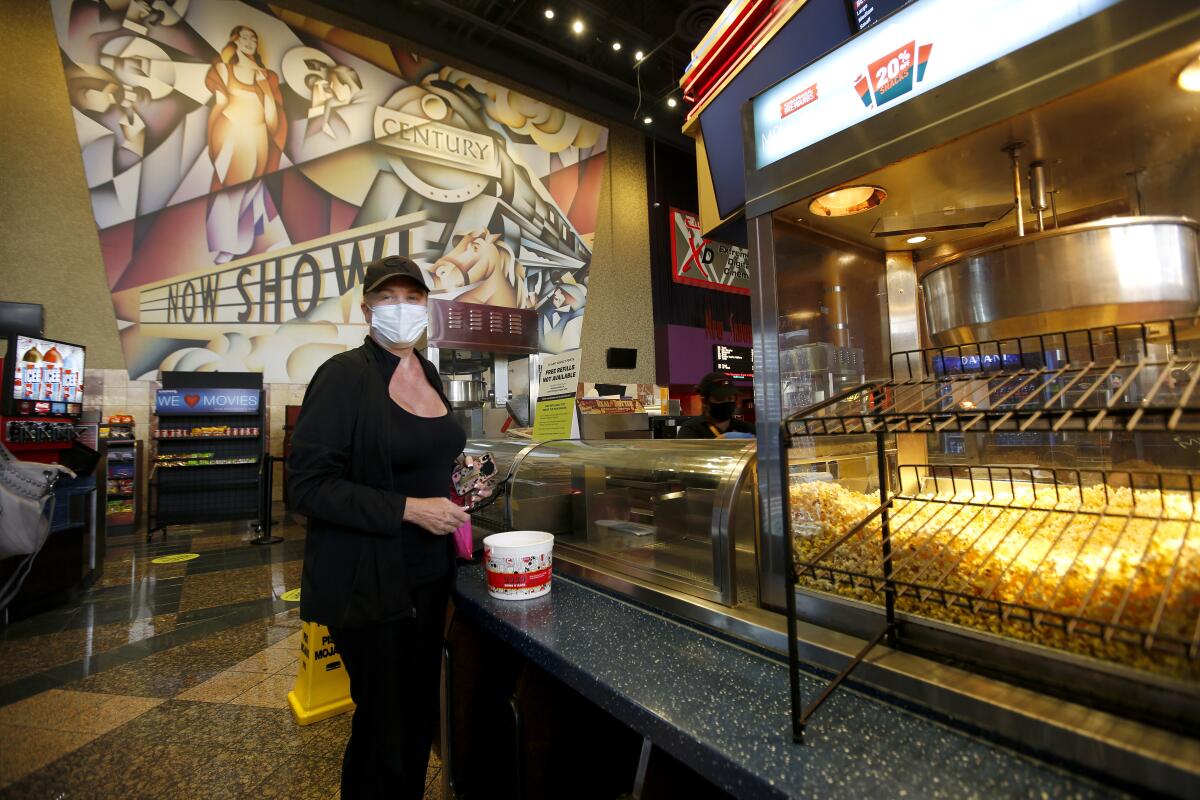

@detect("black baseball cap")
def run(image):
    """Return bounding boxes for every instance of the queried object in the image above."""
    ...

[697,371,737,402]
[363,255,430,294]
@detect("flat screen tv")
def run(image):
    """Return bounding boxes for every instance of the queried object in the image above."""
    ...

[3,335,86,418]
[0,302,44,337]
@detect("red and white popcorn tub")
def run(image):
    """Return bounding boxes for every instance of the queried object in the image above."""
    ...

[483,531,554,600]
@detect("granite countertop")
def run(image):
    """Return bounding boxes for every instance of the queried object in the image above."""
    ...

[453,565,1122,799]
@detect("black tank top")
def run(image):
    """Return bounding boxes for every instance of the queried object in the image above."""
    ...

[389,399,465,586]
[368,337,466,587]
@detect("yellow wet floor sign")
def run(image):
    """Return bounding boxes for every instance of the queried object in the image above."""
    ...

[287,620,354,725]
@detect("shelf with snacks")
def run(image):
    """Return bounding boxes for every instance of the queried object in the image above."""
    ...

[101,415,142,534]
[148,379,266,537]
[152,455,260,469]
[152,424,261,441]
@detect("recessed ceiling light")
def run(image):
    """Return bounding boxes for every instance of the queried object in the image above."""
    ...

[667,97,677,108]
[572,19,584,34]
[612,41,622,51]
[807,185,887,217]
[906,235,928,244]
[634,50,645,61]
[544,8,554,19]
[642,116,652,124]
[1178,54,1200,92]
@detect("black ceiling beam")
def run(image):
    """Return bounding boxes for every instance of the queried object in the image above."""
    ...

[570,0,692,65]
[309,0,692,149]
[421,0,640,97]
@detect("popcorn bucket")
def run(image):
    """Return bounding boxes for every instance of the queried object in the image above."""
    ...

[483,531,554,600]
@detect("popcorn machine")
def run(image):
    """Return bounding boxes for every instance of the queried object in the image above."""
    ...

[737,0,1200,794]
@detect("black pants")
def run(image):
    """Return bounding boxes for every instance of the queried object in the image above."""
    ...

[329,575,451,800]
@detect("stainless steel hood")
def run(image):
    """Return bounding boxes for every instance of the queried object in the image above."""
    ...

[920,216,1200,345]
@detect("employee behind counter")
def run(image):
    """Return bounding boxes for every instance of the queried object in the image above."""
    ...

[675,371,755,440]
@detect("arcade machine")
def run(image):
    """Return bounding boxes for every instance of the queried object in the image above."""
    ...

[0,328,103,621]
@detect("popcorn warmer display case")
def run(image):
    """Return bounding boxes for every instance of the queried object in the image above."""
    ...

[781,318,1200,738]
[464,438,759,607]
[737,0,1200,793]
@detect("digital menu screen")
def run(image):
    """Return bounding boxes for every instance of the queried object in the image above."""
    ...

[6,336,86,418]
[847,0,908,32]
[714,344,754,379]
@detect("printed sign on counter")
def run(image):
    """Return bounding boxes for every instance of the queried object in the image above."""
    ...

[577,399,646,415]
[538,351,581,401]
[532,350,581,442]
[155,388,260,415]
[532,396,578,441]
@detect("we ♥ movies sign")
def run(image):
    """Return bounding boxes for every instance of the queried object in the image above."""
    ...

[155,388,260,415]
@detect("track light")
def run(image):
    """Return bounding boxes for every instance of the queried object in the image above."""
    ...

[612,41,622,51]
[643,116,652,124]
[634,50,645,61]
[544,8,554,19]
[572,19,584,34]
[1178,54,1200,92]
[667,97,677,108]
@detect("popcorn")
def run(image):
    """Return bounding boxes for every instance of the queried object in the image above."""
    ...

[790,479,1200,681]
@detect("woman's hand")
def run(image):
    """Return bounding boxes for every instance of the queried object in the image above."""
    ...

[404,497,470,536]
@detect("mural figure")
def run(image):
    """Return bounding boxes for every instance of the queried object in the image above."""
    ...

[121,0,190,31]
[205,25,287,264]
[537,279,586,354]
[305,61,362,139]
[50,1,608,380]
[429,229,526,309]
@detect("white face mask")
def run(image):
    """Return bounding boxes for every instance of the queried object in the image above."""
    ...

[369,303,428,347]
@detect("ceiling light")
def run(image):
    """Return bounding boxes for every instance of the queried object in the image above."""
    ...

[572,19,584,34]
[642,116,652,124]
[906,235,928,244]
[1178,54,1200,92]
[544,8,554,19]
[667,97,677,108]
[808,185,887,217]
[612,41,622,51]
[634,50,645,61]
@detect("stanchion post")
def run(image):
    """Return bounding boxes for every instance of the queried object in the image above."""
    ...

[250,454,284,546]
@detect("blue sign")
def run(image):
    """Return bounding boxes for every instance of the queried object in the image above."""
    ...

[155,388,260,415]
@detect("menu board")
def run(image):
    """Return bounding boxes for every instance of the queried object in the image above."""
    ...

[847,0,908,33]
[7,336,86,417]
[714,344,754,379]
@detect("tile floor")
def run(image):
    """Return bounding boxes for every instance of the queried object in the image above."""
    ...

[0,506,444,798]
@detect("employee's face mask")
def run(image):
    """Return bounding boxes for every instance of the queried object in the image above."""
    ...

[707,401,735,422]
[369,302,428,348]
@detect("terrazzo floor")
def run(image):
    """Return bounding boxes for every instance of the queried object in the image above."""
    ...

[0,505,444,799]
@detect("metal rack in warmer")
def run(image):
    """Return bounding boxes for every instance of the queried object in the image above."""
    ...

[780,316,1200,742]
[786,317,1200,438]
[795,464,1200,661]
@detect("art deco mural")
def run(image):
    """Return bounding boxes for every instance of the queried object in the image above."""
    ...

[51,0,608,380]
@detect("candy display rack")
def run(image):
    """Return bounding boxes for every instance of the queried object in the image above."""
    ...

[99,417,141,534]
[147,373,266,540]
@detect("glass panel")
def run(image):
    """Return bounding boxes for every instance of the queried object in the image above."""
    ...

[771,217,890,417]
[509,439,755,599]
[462,438,533,531]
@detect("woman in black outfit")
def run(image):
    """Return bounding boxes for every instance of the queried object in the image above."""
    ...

[288,255,471,799]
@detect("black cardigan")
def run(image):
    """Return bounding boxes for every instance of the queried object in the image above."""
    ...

[288,340,451,628]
